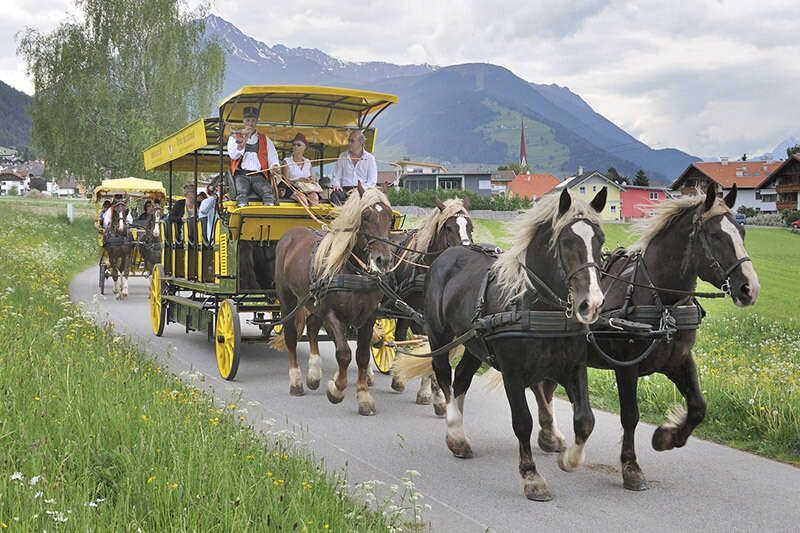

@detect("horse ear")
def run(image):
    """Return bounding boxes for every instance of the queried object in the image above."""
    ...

[434,195,445,211]
[724,183,737,209]
[462,195,470,210]
[590,186,607,213]
[704,182,717,211]
[558,188,572,216]
[357,181,365,198]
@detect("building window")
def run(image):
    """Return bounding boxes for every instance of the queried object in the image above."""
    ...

[579,186,586,194]
[755,191,761,200]
[649,192,658,200]
[438,177,462,190]
[610,205,616,212]
[761,193,777,202]
[592,185,597,192]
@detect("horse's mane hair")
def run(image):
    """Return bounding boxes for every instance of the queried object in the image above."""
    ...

[629,191,730,252]
[313,188,391,279]
[411,198,469,257]
[491,192,601,306]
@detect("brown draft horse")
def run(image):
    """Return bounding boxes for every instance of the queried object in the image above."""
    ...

[386,197,473,413]
[421,188,608,500]
[272,184,395,415]
[137,204,162,275]
[532,184,760,490]
[104,203,133,300]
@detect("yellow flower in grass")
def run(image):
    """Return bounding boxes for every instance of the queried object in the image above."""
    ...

[34,395,41,401]
[140,415,150,422]
[272,479,285,487]
[265,471,273,478]
[168,482,178,490]
[209,417,220,426]
[227,403,238,410]
[147,476,156,484]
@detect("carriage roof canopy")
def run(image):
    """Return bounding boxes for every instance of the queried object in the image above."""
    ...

[93,177,166,202]
[142,86,398,173]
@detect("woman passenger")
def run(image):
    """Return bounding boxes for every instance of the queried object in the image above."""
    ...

[281,133,321,206]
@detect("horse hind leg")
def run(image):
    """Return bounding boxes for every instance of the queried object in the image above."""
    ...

[390,319,409,392]
[445,351,482,458]
[531,380,567,453]
[557,364,595,473]
[430,374,447,416]
[285,307,305,397]
[306,313,323,390]
[325,313,350,405]
[612,368,648,490]
[416,375,432,405]
[355,321,376,415]
[652,357,706,452]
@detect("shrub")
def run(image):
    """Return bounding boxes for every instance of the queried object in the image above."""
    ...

[386,188,531,211]
[780,209,800,225]
[746,213,784,226]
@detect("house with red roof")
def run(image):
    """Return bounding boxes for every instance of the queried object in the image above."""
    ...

[670,157,782,212]
[508,173,560,201]
[757,154,800,211]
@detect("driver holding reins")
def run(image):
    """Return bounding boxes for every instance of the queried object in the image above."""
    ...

[227,106,280,207]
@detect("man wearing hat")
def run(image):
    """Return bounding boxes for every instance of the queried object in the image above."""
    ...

[227,106,280,207]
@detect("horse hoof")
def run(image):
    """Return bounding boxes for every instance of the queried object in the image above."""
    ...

[306,377,320,390]
[433,401,447,417]
[358,403,376,416]
[622,462,649,491]
[289,384,305,396]
[557,445,585,472]
[415,393,431,405]
[446,435,473,458]
[326,381,344,404]
[538,431,566,453]
[390,376,405,392]
[523,474,552,502]
[651,427,675,452]
[366,374,375,387]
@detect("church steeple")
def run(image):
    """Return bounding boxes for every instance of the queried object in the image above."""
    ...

[519,119,528,169]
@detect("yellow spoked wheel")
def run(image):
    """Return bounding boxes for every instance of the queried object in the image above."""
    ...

[215,299,241,381]
[149,264,166,336]
[371,318,396,374]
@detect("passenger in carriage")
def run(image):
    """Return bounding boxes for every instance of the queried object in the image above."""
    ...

[168,183,196,241]
[330,129,378,205]
[227,106,280,207]
[281,132,322,207]
[96,200,111,230]
[133,200,154,227]
[198,178,219,242]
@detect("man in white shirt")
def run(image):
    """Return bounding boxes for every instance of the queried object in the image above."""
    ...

[103,196,133,228]
[331,130,378,205]
[227,106,280,207]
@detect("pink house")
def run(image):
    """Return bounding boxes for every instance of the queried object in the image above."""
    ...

[621,185,672,219]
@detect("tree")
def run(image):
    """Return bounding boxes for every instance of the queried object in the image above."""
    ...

[18,0,224,188]
[787,145,800,158]
[606,166,628,185]
[633,169,650,186]
[497,162,528,174]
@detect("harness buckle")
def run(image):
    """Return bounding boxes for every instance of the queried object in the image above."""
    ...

[607,318,624,331]
[565,292,574,319]
[720,278,731,295]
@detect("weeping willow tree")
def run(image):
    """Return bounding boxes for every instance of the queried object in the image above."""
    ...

[18,0,224,188]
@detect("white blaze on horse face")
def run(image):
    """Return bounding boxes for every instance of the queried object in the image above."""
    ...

[374,204,383,213]
[571,220,604,312]
[117,212,124,233]
[456,216,471,245]
[720,216,760,304]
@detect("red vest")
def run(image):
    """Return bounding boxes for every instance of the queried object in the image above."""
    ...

[231,132,268,176]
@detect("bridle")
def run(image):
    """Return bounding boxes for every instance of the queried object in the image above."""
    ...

[521,217,602,318]
[680,211,752,295]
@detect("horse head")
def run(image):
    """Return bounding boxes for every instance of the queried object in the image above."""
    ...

[433,196,473,249]
[539,187,607,324]
[355,185,394,273]
[690,184,760,307]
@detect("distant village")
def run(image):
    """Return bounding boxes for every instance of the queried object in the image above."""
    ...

[4,121,799,223]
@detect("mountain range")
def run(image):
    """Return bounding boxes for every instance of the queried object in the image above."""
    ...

[205,15,699,182]
[0,80,32,151]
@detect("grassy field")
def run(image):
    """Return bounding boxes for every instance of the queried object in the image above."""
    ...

[0,201,418,531]
[457,217,799,463]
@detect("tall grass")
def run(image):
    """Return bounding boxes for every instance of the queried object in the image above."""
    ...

[0,202,419,530]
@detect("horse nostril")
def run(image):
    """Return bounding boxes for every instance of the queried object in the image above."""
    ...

[741,283,750,296]
[578,300,590,316]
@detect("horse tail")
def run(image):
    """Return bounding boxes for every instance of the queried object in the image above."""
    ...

[477,367,504,393]
[268,307,308,352]
[393,343,465,382]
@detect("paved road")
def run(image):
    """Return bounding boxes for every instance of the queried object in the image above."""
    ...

[70,269,799,532]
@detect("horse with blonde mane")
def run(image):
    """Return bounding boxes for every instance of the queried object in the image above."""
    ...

[419,187,607,501]
[530,184,760,491]
[272,184,394,415]
[103,202,133,300]
[385,197,473,412]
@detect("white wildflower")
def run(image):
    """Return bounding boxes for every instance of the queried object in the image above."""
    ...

[30,475,42,486]
[10,472,24,481]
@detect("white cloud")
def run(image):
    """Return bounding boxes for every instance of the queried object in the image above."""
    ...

[2,0,799,157]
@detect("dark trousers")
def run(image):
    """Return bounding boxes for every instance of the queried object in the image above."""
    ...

[234,170,275,206]
[330,186,356,206]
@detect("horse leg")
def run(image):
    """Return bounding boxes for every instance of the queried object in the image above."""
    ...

[445,351,482,458]
[390,319,409,392]
[416,374,432,405]
[306,314,323,390]
[325,313,350,405]
[615,368,647,490]
[121,255,130,300]
[503,371,551,501]
[282,297,304,396]
[355,321,377,416]
[557,364,595,473]
[652,356,707,452]
[531,380,567,452]
[430,373,447,416]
